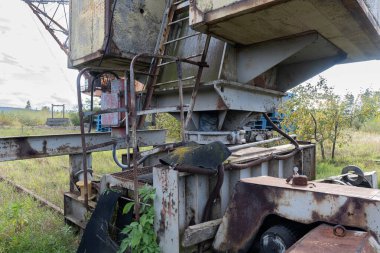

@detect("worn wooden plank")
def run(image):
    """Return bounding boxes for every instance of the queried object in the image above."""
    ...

[182,218,222,247]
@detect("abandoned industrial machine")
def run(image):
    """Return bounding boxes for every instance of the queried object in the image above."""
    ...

[1,0,380,252]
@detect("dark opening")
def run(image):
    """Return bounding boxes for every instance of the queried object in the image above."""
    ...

[140,8,144,14]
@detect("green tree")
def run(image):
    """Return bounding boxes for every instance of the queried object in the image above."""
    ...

[280,76,350,160]
[41,106,50,112]
[343,89,380,130]
[25,100,31,110]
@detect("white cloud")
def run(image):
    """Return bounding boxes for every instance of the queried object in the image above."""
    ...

[0,0,78,109]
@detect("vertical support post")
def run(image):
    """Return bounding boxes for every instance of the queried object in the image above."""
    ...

[69,153,92,192]
[184,35,211,129]
[240,168,251,179]
[51,104,54,118]
[153,166,184,253]
[220,170,230,213]
[186,174,209,225]
[278,160,284,178]
[76,68,90,208]
[130,58,140,219]
[176,60,185,142]
[63,104,65,118]
[124,71,131,170]
[261,162,269,176]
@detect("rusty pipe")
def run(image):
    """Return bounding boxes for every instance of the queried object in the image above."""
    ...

[88,71,120,133]
[229,134,297,152]
[176,60,186,142]
[263,113,299,149]
[225,149,299,171]
[76,67,91,208]
[225,155,274,171]
[273,148,300,160]
[123,70,131,170]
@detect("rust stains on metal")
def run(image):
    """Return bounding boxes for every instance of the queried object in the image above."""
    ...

[214,176,380,252]
[287,224,379,253]
[291,175,308,186]
[216,96,228,110]
[214,181,277,251]
[15,137,39,158]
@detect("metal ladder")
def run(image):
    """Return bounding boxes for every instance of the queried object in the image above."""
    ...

[128,0,211,219]
[137,0,211,132]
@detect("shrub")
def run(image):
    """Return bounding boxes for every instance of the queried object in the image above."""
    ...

[154,113,181,141]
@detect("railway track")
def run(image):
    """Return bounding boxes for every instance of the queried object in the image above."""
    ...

[0,174,64,215]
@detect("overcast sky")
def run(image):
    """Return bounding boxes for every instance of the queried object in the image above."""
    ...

[1,1,380,110]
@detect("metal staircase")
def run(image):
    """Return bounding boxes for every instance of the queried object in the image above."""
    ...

[137,0,211,133]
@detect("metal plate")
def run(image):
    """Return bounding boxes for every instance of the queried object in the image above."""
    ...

[287,224,379,253]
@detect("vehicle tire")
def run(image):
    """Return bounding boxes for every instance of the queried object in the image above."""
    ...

[260,224,298,253]
[341,165,364,186]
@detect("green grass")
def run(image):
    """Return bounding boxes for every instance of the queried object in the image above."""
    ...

[0,124,122,252]
[362,116,380,134]
[0,125,79,137]
[0,181,78,253]
[0,110,50,127]
[0,151,124,209]
[315,130,380,186]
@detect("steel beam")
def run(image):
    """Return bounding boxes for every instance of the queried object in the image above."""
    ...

[0,130,166,162]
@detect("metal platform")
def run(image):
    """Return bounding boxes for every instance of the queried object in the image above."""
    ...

[190,0,380,63]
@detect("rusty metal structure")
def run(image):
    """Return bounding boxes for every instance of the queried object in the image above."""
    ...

[1,0,380,252]
[22,0,69,54]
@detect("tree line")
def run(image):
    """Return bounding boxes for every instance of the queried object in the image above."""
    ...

[280,76,380,160]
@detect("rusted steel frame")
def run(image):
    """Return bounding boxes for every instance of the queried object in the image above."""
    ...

[25,1,68,54]
[76,68,91,208]
[86,140,117,151]
[0,132,166,162]
[168,16,190,26]
[83,108,127,117]
[163,32,202,45]
[139,142,183,157]
[48,4,60,28]
[176,61,186,141]
[124,70,131,170]
[130,53,186,219]
[0,175,64,215]
[157,53,202,67]
[185,35,211,130]
[26,1,68,34]
[137,0,176,129]
[263,113,299,149]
